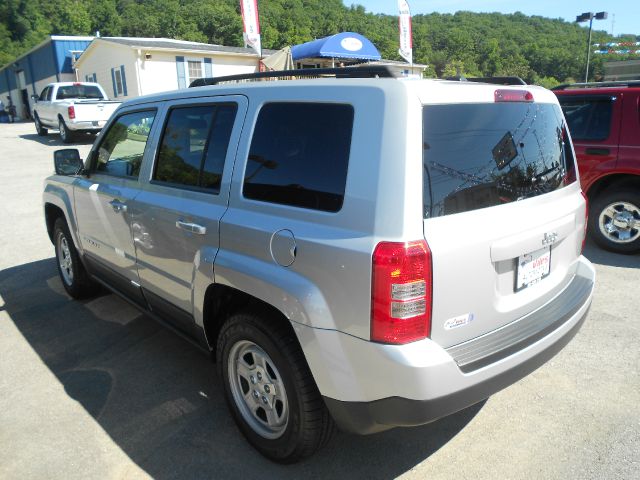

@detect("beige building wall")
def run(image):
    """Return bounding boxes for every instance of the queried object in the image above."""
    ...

[137,51,259,95]
[76,43,138,100]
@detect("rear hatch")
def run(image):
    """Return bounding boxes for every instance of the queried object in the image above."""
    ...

[420,86,586,349]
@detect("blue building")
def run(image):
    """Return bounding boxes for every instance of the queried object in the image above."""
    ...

[0,35,93,120]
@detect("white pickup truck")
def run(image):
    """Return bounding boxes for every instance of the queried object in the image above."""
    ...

[32,82,121,143]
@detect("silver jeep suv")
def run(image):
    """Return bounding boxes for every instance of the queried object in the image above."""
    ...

[43,68,595,463]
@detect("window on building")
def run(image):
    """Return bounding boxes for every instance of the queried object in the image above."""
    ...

[186,59,203,84]
[95,110,156,179]
[154,103,238,193]
[243,103,354,212]
[114,69,124,96]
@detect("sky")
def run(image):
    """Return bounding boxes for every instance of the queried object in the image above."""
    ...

[342,1,640,36]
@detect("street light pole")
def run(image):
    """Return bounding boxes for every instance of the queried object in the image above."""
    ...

[585,16,593,83]
[576,11,608,83]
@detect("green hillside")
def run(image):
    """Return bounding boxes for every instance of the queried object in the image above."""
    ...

[2,0,639,86]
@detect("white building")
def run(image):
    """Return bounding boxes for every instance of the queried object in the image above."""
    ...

[74,37,274,100]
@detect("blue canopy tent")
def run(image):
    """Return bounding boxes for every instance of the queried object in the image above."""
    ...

[291,32,381,62]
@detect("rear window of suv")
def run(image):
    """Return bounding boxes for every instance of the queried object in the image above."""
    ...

[423,102,575,218]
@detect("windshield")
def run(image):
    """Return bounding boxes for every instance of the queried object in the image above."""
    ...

[56,85,104,100]
[422,102,575,218]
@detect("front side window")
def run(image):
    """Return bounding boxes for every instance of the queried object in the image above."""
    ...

[423,102,575,218]
[154,103,237,192]
[56,85,104,100]
[557,95,613,141]
[95,110,156,178]
[243,103,354,212]
[39,87,49,101]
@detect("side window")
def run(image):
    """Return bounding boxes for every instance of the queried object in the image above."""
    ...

[95,110,156,178]
[559,96,613,141]
[243,103,354,212]
[154,103,237,193]
[46,87,53,101]
[39,87,49,101]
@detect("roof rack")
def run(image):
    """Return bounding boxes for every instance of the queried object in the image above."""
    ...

[444,76,527,86]
[189,66,396,87]
[551,80,640,90]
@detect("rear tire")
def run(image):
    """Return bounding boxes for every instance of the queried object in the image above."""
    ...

[217,311,335,463]
[59,118,74,144]
[34,115,48,136]
[53,217,99,298]
[588,189,640,254]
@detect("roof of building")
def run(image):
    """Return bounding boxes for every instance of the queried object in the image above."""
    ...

[96,37,276,56]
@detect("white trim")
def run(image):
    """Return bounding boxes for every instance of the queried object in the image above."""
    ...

[50,35,94,41]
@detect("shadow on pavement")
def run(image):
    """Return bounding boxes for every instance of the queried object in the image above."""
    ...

[0,258,483,479]
[583,239,640,269]
[19,133,95,147]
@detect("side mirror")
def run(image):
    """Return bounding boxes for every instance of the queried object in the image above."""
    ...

[31,94,39,103]
[54,149,84,175]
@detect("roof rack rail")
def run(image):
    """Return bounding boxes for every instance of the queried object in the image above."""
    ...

[551,80,640,90]
[443,76,526,86]
[189,66,396,87]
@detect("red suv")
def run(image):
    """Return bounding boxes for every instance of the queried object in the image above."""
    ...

[554,81,640,253]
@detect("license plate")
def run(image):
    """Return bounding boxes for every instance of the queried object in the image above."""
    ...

[516,246,551,291]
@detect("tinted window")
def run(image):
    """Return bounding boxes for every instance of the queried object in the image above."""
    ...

[558,96,613,141]
[154,104,237,192]
[56,85,104,100]
[95,110,156,178]
[423,103,575,218]
[39,87,49,101]
[243,103,354,212]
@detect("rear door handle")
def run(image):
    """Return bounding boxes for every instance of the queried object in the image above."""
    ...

[109,199,128,213]
[585,147,610,156]
[175,220,207,235]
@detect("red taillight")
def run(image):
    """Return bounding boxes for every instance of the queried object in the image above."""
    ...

[581,191,589,253]
[494,89,534,103]
[73,82,82,86]
[371,240,432,344]
[67,105,75,120]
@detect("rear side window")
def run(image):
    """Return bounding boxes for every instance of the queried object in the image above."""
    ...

[557,96,613,141]
[56,85,104,100]
[243,103,354,212]
[423,103,575,218]
[154,104,237,193]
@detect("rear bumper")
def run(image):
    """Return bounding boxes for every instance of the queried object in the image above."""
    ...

[66,120,105,131]
[296,256,595,435]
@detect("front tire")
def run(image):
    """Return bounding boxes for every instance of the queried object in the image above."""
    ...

[217,311,335,463]
[588,189,640,254]
[34,114,48,136]
[53,217,99,298]
[59,118,74,144]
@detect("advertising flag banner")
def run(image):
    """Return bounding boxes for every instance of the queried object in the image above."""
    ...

[398,0,413,64]
[240,0,262,57]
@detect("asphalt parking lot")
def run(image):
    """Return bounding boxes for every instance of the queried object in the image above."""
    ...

[0,121,638,480]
